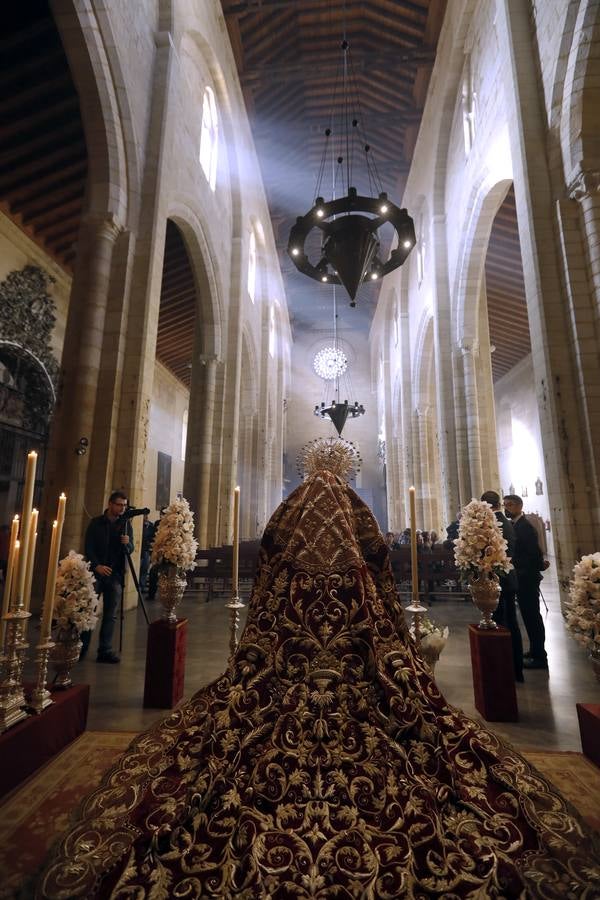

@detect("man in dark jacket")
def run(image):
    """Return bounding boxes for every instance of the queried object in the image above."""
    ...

[80,490,134,663]
[481,491,523,682]
[504,494,548,670]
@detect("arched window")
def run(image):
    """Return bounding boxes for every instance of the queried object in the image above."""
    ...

[269,303,276,358]
[462,55,476,155]
[247,229,257,302]
[199,86,218,190]
[181,408,188,461]
[417,213,426,285]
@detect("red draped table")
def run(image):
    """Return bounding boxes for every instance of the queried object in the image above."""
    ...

[0,683,89,799]
[469,624,519,722]
[576,703,600,768]
[144,618,188,709]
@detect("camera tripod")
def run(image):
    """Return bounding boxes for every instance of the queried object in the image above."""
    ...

[118,518,150,652]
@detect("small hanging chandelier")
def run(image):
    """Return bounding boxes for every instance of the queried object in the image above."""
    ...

[288,39,416,307]
[312,311,365,436]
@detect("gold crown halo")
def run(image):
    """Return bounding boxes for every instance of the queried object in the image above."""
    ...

[297,437,362,481]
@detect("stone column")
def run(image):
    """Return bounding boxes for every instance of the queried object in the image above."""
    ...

[216,237,244,546]
[451,345,470,507]
[460,340,484,501]
[498,0,600,592]
[183,355,217,547]
[432,214,461,522]
[398,284,414,525]
[416,404,433,528]
[476,282,500,491]
[571,171,600,317]
[44,213,123,552]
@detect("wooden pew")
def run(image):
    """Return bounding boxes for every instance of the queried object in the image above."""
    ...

[389,546,468,603]
[190,541,261,601]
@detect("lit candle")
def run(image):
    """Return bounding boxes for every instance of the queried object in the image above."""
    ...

[15,450,37,605]
[232,485,240,595]
[41,521,58,641]
[1,516,19,645]
[409,486,418,603]
[23,509,39,612]
[57,492,66,530]
[9,541,21,607]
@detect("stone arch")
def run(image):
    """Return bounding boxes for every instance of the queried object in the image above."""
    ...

[167,199,224,360]
[430,0,478,217]
[454,175,513,345]
[412,309,433,401]
[559,1,600,182]
[52,0,136,225]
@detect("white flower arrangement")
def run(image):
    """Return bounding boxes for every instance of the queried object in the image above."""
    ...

[53,550,98,634]
[565,552,600,653]
[151,497,198,571]
[410,615,449,653]
[454,499,513,580]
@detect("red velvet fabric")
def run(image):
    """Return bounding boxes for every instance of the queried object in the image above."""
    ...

[143,618,188,708]
[469,624,519,721]
[577,703,600,768]
[0,684,89,799]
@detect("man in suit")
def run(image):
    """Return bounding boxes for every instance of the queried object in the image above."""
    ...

[503,494,549,670]
[481,491,524,682]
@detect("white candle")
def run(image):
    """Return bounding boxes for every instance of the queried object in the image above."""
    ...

[232,485,240,595]
[41,521,58,640]
[23,509,39,613]
[409,486,418,603]
[9,541,21,606]
[56,493,66,530]
[15,451,37,605]
[1,516,19,645]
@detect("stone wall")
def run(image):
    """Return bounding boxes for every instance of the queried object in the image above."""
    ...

[370,0,600,596]
[4,0,294,616]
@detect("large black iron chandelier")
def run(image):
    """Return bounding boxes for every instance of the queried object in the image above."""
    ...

[287,39,416,306]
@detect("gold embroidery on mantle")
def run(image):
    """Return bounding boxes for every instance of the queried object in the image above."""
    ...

[37,471,600,899]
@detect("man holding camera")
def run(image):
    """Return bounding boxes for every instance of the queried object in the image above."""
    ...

[80,490,134,663]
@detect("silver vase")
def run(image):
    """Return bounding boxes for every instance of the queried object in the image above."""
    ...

[469,574,500,629]
[51,628,82,689]
[157,566,187,624]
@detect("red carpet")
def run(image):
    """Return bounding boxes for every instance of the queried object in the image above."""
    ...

[0,730,136,898]
[0,733,598,897]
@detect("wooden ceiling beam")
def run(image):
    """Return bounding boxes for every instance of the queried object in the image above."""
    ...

[39,213,81,241]
[5,160,87,204]
[2,96,80,142]
[0,120,82,169]
[0,72,73,117]
[0,18,53,53]
[0,140,86,190]
[0,45,63,89]
[14,182,83,219]
[242,47,435,84]
[157,316,196,338]
[24,196,82,229]
[0,200,71,274]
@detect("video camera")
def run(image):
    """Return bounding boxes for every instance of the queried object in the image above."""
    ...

[123,505,151,519]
